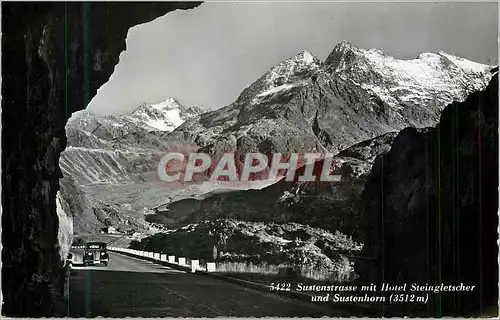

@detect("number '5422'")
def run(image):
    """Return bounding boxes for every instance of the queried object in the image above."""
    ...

[270,283,291,291]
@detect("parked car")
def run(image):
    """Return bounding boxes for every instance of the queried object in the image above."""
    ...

[83,242,109,266]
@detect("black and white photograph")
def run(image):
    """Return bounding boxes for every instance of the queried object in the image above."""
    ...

[1,1,498,318]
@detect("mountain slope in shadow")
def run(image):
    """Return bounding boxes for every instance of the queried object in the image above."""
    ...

[356,69,498,316]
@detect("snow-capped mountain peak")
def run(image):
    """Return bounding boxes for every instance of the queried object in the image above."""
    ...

[294,50,318,66]
[61,97,203,189]
[264,50,321,87]
[324,42,494,109]
[67,98,202,140]
[175,42,494,162]
[127,98,198,132]
[132,97,182,114]
[237,50,322,104]
[330,40,354,55]
[438,51,493,73]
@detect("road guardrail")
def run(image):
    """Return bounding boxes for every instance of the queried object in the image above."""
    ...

[107,247,208,273]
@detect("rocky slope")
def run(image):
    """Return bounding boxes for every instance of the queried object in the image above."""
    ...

[59,99,203,233]
[61,98,200,185]
[130,218,362,282]
[1,3,201,316]
[170,43,493,159]
[356,69,498,316]
[145,131,398,239]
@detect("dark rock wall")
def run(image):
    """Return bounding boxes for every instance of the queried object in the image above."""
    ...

[356,72,498,316]
[1,2,200,316]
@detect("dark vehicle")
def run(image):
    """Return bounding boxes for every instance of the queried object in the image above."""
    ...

[83,242,109,266]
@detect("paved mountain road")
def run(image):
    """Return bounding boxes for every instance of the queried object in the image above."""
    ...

[66,251,352,317]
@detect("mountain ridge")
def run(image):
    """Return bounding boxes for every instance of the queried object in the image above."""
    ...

[356,70,498,315]
[170,42,493,158]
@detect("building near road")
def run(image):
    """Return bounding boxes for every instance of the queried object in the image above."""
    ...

[101,226,117,234]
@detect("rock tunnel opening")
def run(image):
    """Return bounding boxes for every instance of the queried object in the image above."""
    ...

[1,2,201,317]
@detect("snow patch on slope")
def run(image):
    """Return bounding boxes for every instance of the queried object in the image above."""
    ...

[440,51,492,73]
[264,50,320,88]
[248,51,321,104]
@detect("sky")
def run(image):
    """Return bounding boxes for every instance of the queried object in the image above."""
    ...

[87,1,498,116]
